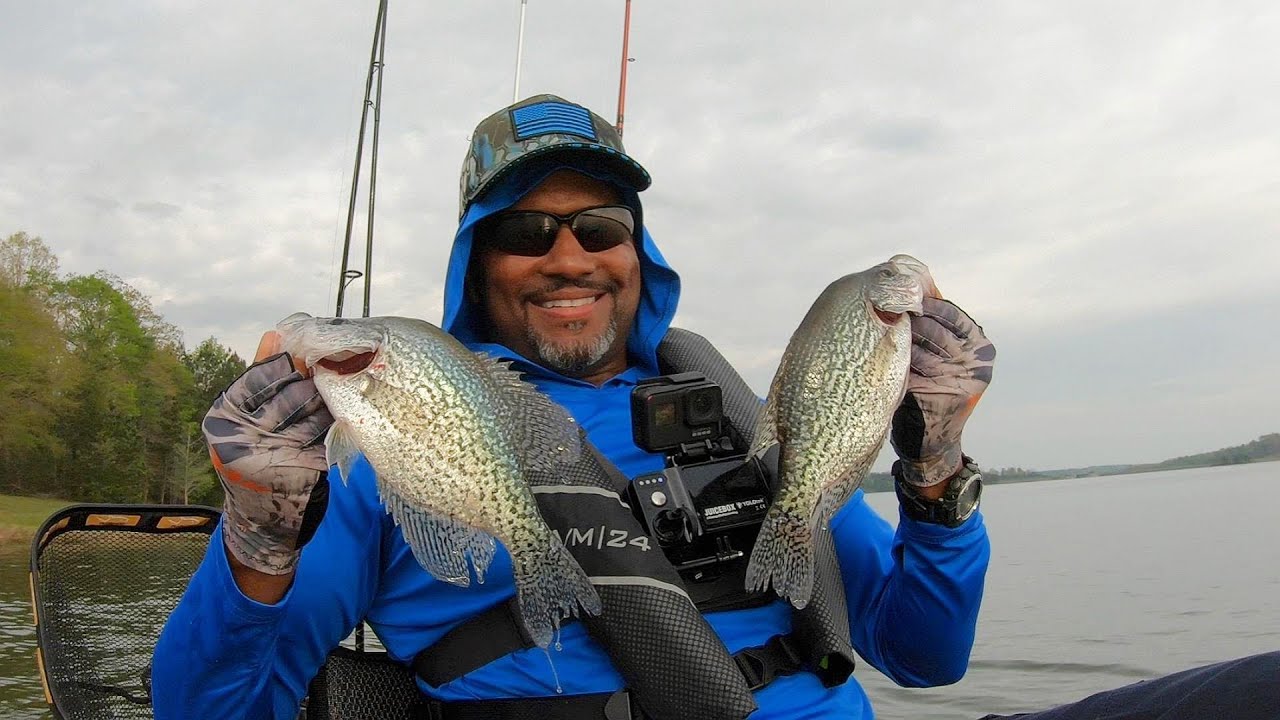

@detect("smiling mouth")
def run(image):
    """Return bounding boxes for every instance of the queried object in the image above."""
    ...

[537,295,600,309]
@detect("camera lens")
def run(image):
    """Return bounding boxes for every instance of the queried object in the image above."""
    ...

[653,508,690,544]
[684,387,722,425]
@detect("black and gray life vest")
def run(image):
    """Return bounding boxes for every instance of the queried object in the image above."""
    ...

[412,328,855,720]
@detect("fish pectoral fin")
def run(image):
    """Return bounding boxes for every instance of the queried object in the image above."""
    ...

[325,420,362,483]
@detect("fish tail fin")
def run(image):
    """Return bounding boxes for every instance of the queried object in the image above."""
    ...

[745,507,817,609]
[512,536,602,649]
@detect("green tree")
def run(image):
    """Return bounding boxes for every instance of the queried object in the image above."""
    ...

[0,279,78,495]
[47,272,167,499]
[0,231,60,290]
[105,273,184,353]
[170,421,216,504]
[137,346,197,502]
[178,337,246,507]
[186,337,247,410]
[2,231,256,505]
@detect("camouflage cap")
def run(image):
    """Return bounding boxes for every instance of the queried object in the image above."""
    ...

[459,94,652,218]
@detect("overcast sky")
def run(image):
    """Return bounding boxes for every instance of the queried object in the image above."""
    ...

[3,1,1277,471]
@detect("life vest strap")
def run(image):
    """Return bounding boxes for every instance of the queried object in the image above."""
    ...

[413,597,810,714]
[411,689,642,720]
[414,597,530,687]
[732,632,805,691]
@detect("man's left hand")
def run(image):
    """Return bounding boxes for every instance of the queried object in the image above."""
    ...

[890,297,996,488]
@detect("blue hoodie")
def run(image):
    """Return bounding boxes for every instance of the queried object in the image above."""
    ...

[152,164,990,720]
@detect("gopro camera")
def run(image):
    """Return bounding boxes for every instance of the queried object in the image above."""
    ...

[630,372,725,454]
[627,373,772,584]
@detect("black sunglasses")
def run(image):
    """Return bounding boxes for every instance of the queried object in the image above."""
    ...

[475,205,636,257]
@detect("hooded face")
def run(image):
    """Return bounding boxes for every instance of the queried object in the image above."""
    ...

[472,170,643,385]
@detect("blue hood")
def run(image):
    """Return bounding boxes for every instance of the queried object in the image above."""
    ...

[441,163,680,378]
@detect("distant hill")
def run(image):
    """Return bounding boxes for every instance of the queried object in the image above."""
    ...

[1145,432,1280,471]
[862,433,1280,492]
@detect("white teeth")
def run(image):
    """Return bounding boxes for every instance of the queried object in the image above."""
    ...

[539,296,596,309]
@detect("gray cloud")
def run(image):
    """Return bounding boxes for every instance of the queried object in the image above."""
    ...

[860,119,946,154]
[133,201,182,220]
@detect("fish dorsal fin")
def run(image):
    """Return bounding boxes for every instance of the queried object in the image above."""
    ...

[475,354,582,474]
[751,393,780,459]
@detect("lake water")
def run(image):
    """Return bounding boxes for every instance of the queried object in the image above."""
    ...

[2,462,1277,719]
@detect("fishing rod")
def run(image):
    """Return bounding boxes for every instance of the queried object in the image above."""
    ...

[513,0,529,102]
[333,0,388,651]
[335,0,389,319]
[337,0,631,315]
[615,0,633,136]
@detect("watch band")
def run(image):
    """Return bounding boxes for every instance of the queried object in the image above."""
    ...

[893,456,983,528]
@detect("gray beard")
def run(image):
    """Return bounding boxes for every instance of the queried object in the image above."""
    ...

[527,317,618,377]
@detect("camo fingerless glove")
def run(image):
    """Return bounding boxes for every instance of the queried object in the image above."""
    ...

[890,297,996,487]
[204,353,334,575]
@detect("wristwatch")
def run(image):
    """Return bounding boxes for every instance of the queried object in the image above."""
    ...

[893,456,983,528]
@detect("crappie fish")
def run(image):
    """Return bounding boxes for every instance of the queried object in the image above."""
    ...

[277,313,601,647]
[746,254,935,609]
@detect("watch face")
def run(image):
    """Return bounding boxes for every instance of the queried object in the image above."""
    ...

[952,474,982,522]
[894,461,983,527]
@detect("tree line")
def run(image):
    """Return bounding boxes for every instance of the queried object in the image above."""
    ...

[1150,432,1280,470]
[0,231,247,506]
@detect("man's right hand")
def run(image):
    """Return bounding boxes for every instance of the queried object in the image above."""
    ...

[204,332,334,586]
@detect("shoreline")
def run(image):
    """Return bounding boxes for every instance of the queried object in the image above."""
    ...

[5,457,1278,541]
[0,494,74,548]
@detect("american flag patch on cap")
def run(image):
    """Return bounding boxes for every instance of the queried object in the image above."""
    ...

[511,102,598,141]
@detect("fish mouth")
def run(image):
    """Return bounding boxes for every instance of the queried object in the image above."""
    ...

[316,349,377,375]
[887,254,928,274]
[874,309,905,325]
[887,254,941,300]
[276,312,385,373]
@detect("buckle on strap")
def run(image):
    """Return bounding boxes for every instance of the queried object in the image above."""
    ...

[603,690,634,720]
[419,691,637,720]
[419,699,445,720]
[732,634,804,692]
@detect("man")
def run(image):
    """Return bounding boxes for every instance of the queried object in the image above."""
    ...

[152,94,996,719]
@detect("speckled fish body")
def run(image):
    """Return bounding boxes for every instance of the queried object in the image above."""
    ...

[277,313,600,647]
[746,255,934,608]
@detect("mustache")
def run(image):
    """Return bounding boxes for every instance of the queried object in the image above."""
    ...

[523,278,619,301]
